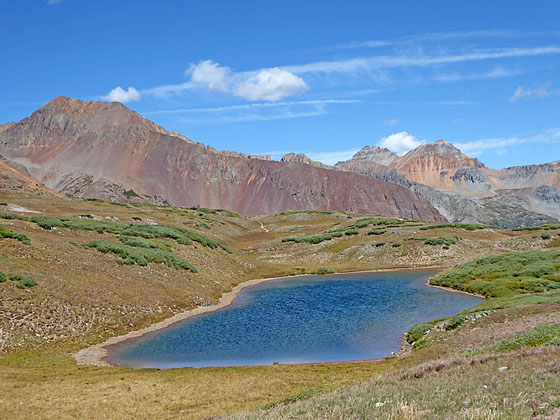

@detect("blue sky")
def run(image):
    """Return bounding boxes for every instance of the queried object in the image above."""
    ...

[1,1,559,168]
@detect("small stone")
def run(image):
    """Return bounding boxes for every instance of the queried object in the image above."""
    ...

[375,402,384,408]
[498,366,508,372]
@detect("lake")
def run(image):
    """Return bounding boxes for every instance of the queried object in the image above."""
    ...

[106,270,482,369]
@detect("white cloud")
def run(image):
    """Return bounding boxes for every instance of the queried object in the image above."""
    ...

[145,61,308,102]
[186,60,230,92]
[510,83,558,102]
[378,131,424,155]
[102,86,141,103]
[233,68,309,101]
[384,119,398,126]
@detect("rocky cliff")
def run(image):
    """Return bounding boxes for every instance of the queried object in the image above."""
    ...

[0,97,445,220]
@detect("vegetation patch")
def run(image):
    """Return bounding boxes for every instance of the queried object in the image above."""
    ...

[17,215,231,252]
[0,225,31,245]
[82,240,198,272]
[282,231,343,244]
[430,250,560,298]
[367,229,386,235]
[7,274,38,289]
[496,323,560,352]
[445,314,465,330]
[314,268,334,275]
[424,235,460,246]
[420,223,488,231]
[406,321,435,343]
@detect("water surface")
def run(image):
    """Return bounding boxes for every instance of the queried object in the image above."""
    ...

[107,270,482,368]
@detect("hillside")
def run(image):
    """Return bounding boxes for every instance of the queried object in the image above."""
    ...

[0,97,444,221]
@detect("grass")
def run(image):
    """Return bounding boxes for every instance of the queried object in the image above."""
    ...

[0,225,31,245]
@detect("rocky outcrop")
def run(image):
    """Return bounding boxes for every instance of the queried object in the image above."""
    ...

[0,97,445,221]
[280,153,330,169]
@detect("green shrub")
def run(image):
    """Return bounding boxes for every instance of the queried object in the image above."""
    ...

[406,322,435,343]
[0,272,6,283]
[8,274,38,289]
[0,226,31,245]
[542,232,552,240]
[314,268,334,275]
[445,315,465,330]
[374,242,385,247]
[392,242,402,248]
[424,235,459,246]
[282,232,343,245]
[344,229,359,236]
[82,240,198,272]
[367,229,387,235]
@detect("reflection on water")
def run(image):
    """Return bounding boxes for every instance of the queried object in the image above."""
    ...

[107,270,482,369]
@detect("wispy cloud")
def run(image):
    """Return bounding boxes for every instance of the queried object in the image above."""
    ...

[510,83,559,102]
[102,86,141,103]
[283,46,560,75]
[384,119,399,126]
[144,99,359,124]
[434,66,521,82]
[454,128,560,155]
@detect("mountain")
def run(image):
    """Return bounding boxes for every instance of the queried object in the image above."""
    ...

[0,97,445,221]
[336,142,560,227]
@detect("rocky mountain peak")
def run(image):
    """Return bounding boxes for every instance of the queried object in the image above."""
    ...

[339,146,398,167]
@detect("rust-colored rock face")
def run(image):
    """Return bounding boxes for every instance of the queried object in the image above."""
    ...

[0,97,445,221]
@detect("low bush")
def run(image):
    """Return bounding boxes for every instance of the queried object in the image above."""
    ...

[344,229,359,236]
[445,315,465,330]
[367,229,386,235]
[8,274,38,289]
[374,242,385,247]
[0,225,31,245]
[282,232,343,244]
[314,268,334,275]
[0,272,6,283]
[424,235,459,246]
[392,242,402,248]
[82,240,198,272]
[406,322,435,343]
[541,232,552,240]
[420,223,488,231]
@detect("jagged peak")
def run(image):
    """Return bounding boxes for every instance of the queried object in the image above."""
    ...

[337,145,398,167]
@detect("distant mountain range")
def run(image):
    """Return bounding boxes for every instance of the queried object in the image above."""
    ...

[335,142,560,228]
[0,97,443,221]
[0,97,558,227]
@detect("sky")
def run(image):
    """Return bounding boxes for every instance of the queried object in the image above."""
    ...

[1,1,560,168]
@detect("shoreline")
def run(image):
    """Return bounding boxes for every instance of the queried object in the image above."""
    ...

[73,266,448,368]
[425,282,486,299]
